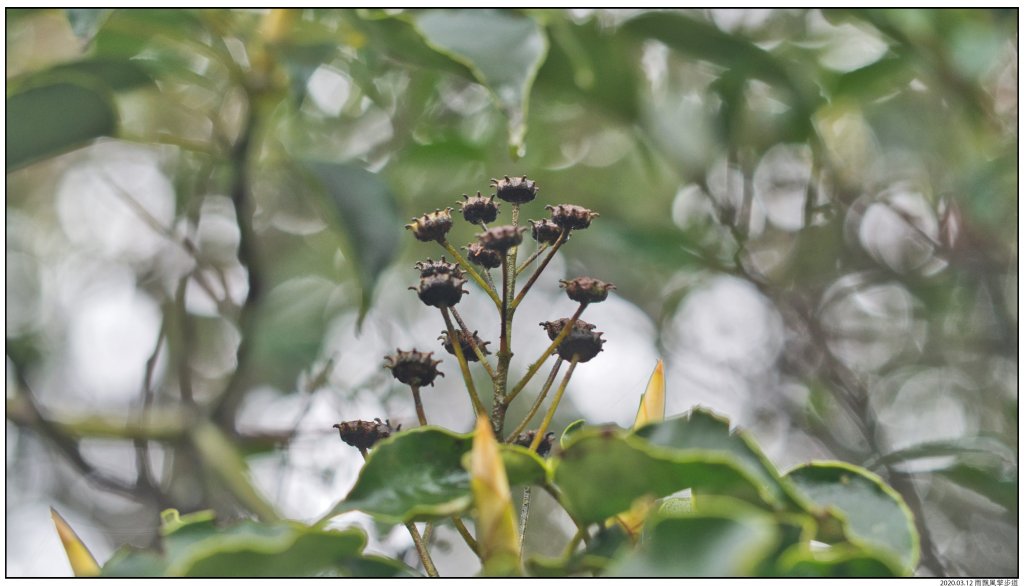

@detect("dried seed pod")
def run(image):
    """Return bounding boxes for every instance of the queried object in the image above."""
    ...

[458,192,500,224]
[414,257,463,278]
[384,349,443,387]
[490,175,538,204]
[439,329,491,361]
[539,318,605,363]
[560,276,616,304]
[410,271,467,308]
[478,225,526,254]
[512,430,556,457]
[464,242,502,269]
[406,208,454,242]
[529,218,565,245]
[333,418,402,450]
[546,203,599,231]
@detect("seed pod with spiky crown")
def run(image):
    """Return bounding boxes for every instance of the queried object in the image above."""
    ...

[406,208,454,242]
[458,192,500,225]
[333,418,402,450]
[491,175,538,204]
[464,242,502,269]
[384,349,443,387]
[512,430,556,457]
[414,257,463,278]
[439,329,491,361]
[540,318,605,362]
[529,218,565,245]
[478,225,526,254]
[546,204,599,231]
[560,276,616,304]
[410,271,467,308]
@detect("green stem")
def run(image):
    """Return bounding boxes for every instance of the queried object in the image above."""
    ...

[511,228,568,310]
[529,356,579,452]
[452,516,479,555]
[441,307,486,415]
[440,239,501,308]
[406,522,439,577]
[505,304,587,404]
[450,307,497,381]
[505,358,563,442]
[411,385,428,427]
[515,243,549,276]
[561,525,587,559]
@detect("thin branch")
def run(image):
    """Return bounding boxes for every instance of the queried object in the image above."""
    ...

[450,307,497,380]
[439,239,502,308]
[505,358,563,442]
[515,243,549,276]
[451,516,479,555]
[441,307,486,415]
[506,304,587,404]
[529,356,579,452]
[511,228,568,310]
[411,385,429,427]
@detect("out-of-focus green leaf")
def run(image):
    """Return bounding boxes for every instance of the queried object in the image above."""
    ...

[26,59,156,92]
[831,54,915,102]
[785,461,919,574]
[608,512,779,577]
[553,428,774,525]
[6,81,116,171]
[526,523,631,577]
[272,42,338,105]
[345,11,476,78]
[412,9,548,156]
[937,463,1018,513]
[323,426,558,525]
[559,419,585,449]
[777,544,900,577]
[191,423,280,522]
[102,509,410,577]
[64,8,112,42]
[299,160,402,320]
[633,407,809,511]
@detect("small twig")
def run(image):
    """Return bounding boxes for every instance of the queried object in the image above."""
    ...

[411,385,429,427]
[515,243,549,276]
[512,229,568,309]
[440,308,486,415]
[451,516,479,555]
[439,239,502,308]
[561,525,588,559]
[505,304,587,404]
[134,317,168,494]
[450,307,497,380]
[505,358,563,442]
[529,356,579,452]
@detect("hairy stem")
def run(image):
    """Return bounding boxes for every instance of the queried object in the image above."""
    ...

[511,228,568,309]
[518,486,532,557]
[505,358,563,442]
[441,308,485,415]
[529,356,579,452]
[440,239,501,308]
[450,307,497,380]
[515,243,549,276]
[506,304,586,404]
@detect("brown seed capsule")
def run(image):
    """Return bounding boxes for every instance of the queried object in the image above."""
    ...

[458,192,500,225]
[560,277,616,304]
[410,271,467,308]
[384,349,444,387]
[439,329,491,361]
[464,242,502,269]
[491,175,538,204]
[546,204,599,231]
[512,430,556,457]
[333,418,402,451]
[539,319,605,363]
[414,257,463,278]
[529,218,565,245]
[406,208,454,242]
[478,225,526,254]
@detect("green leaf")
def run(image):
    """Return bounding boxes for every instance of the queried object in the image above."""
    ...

[777,544,900,577]
[553,428,773,525]
[411,9,548,156]
[609,512,779,577]
[6,81,116,171]
[29,59,155,92]
[102,509,411,577]
[299,160,402,320]
[936,462,1018,513]
[190,422,280,522]
[831,54,915,102]
[559,419,585,449]
[271,42,339,106]
[785,461,919,574]
[633,408,809,510]
[65,8,112,43]
[497,444,549,487]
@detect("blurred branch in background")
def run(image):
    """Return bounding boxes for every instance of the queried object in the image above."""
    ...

[5,7,1017,577]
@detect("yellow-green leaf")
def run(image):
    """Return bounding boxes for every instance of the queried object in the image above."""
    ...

[51,508,100,577]
[633,359,666,430]
[470,416,520,576]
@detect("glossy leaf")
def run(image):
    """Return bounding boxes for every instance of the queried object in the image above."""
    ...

[470,416,520,576]
[412,9,548,155]
[609,512,779,577]
[51,508,100,577]
[299,160,402,319]
[553,428,772,524]
[7,81,116,171]
[785,461,919,574]
[633,408,808,510]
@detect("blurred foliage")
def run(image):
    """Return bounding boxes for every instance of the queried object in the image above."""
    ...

[5,7,1017,577]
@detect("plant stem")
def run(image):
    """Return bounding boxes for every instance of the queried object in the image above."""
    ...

[439,239,501,308]
[511,228,568,310]
[561,525,587,559]
[505,358,563,442]
[515,243,548,276]
[505,304,586,404]
[410,385,429,426]
[450,307,497,380]
[441,307,486,415]
[451,516,479,554]
[529,356,579,452]
[518,486,532,557]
